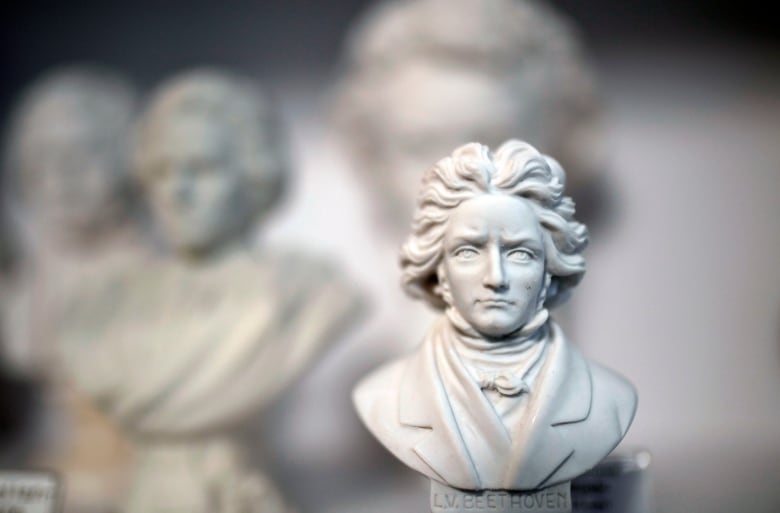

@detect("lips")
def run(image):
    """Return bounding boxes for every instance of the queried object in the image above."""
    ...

[478,298,515,307]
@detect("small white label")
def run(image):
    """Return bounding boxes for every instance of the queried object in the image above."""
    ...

[0,471,59,513]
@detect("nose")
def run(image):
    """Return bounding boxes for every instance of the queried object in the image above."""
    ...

[482,246,508,291]
[165,168,191,205]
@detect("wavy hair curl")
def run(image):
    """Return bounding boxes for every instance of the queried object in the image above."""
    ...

[400,140,588,310]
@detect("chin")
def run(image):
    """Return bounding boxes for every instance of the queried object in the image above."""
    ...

[472,314,515,334]
[474,322,516,339]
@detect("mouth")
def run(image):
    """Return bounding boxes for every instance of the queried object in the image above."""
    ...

[478,298,515,307]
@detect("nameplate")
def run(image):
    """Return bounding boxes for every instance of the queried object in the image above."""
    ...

[430,481,571,513]
[0,470,60,513]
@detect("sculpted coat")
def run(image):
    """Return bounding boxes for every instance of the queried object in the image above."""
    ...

[354,317,636,490]
[352,140,638,492]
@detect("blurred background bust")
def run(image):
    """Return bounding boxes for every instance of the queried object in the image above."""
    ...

[53,69,364,513]
[1,67,141,513]
[135,69,286,260]
[4,67,139,255]
[2,66,144,376]
[333,0,606,236]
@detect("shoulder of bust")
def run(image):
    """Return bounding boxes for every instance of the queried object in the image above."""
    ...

[353,356,407,426]
[589,362,638,438]
[353,351,441,481]
[542,351,638,487]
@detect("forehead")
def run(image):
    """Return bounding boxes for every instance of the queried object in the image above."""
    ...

[151,114,228,162]
[20,113,101,151]
[444,194,542,241]
[381,64,515,149]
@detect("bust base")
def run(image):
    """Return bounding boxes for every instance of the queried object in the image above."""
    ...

[430,481,571,513]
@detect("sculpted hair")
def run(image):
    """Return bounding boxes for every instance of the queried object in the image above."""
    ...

[400,140,588,310]
[135,69,287,220]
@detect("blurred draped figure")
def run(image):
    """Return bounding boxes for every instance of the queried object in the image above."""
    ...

[1,67,142,513]
[333,0,607,235]
[54,69,364,513]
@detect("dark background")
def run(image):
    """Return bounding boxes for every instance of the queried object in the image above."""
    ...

[0,0,777,123]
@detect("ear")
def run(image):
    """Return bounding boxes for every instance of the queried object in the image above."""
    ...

[435,261,453,306]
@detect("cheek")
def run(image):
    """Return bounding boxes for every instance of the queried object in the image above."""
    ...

[149,184,172,209]
[444,261,481,293]
[184,177,224,212]
[206,171,242,203]
[200,178,247,233]
[524,273,544,291]
[512,264,546,294]
[150,188,185,228]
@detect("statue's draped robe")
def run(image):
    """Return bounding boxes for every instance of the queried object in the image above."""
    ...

[57,250,363,437]
[354,316,637,490]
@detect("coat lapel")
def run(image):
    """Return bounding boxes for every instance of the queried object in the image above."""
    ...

[505,323,593,489]
[434,328,513,486]
[399,323,482,489]
[398,321,594,491]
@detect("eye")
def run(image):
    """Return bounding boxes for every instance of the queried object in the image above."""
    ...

[507,248,534,263]
[454,247,479,260]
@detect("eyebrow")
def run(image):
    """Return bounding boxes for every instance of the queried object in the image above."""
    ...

[500,235,544,251]
[448,232,489,248]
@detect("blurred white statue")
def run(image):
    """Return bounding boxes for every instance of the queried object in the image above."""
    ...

[334,0,607,235]
[2,67,141,513]
[3,67,142,372]
[56,69,364,513]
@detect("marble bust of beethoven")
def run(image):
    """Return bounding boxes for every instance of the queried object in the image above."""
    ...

[354,140,637,491]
